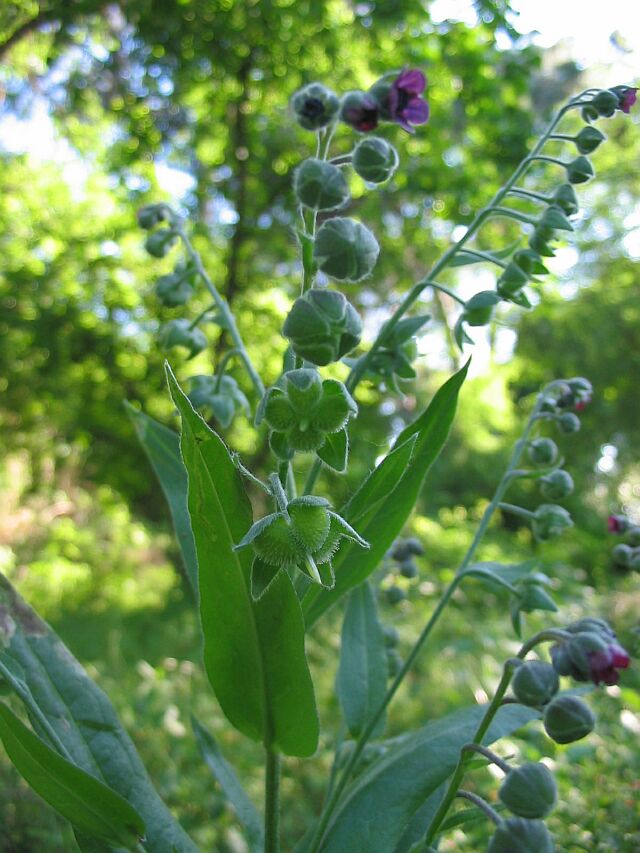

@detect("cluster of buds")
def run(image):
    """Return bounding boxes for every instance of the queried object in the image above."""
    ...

[382,623,403,679]
[550,618,631,686]
[234,483,368,595]
[382,536,425,608]
[581,85,638,121]
[187,374,249,428]
[608,513,640,571]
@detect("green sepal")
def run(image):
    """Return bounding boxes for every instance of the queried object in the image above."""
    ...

[250,558,282,601]
[317,428,349,472]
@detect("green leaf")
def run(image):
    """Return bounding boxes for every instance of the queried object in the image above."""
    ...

[317,428,348,472]
[316,703,538,853]
[125,401,198,595]
[166,364,319,757]
[303,362,469,628]
[192,717,263,852]
[459,560,538,594]
[0,575,197,852]
[0,703,145,848]
[336,582,388,739]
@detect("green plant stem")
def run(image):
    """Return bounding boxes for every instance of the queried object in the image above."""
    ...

[462,743,511,774]
[264,747,281,853]
[345,99,580,393]
[454,249,508,268]
[213,348,242,391]
[508,187,551,204]
[187,300,217,330]
[306,384,551,852]
[173,222,265,399]
[456,790,502,825]
[498,501,535,520]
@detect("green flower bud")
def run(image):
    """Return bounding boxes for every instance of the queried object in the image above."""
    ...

[532,504,573,542]
[499,763,557,819]
[252,515,305,569]
[592,89,619,117]
[528,229,556,257]
[581,104,600,123]
[497,261,529,298]
[463,290,500,326]
[399,559,418,579]
[314,217,380,282]
[539,470,574,500]
[145,228,177,258]
[566,155,594,184]
[386,648,403,678]
[575,126,606,154]
[553,184,579,216]
[159,319,207,359]
[383,624,400,647]
[558,412,580,434]
[352,136,399,183]
[488,817,554,853]
[188,374,249,428]
[527,438,558,466]
[368,75,394,120]
[386,585,406,605]
[288,496,332,552]
[513,249,548,276]
[294,158,350,211]
[283,288,362,366]
[539,205,574,232]
[405,537,425,556]
[511,660,560,707]
[543,695,596,744]
[630,552,640,572]
[612,543,633,567]
[291,83,340,130]
[626,526,640,547]
[155,270,194,307]
[137,204,166,229]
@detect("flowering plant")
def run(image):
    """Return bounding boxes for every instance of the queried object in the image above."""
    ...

[0,68,636,853]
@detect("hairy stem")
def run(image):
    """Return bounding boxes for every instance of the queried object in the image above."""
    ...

[264,748,281,853]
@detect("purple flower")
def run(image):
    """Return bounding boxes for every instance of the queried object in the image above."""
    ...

[551,619,631,687]
[389,68,430,133]
[620,87,637,114]
[608,514,628,534]
[588,643,631,686]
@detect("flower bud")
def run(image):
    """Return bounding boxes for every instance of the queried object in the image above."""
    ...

[283,289,362,366]
[294,158,350,211]
[291,83,340,130]
[513,249,548,276]
[627,526,640,546]
[137,204,166,229]
[527,438,558,467]
[532,504,573,542]
[399,559,418,579]
[528,229,556,257]
[497,261,529,299]
[499,763,557,819]
[383,624,400,647]
[405,536,425,556]
[592,89,619,117]
[610,84,637,114]
[340,91,379,132]
[462,291,500,326]
[581,103,600,123]
[386,648,403,677]
[488,817,554,853]
[630,552,640,572]
[539,470,574,500]
[155,270,194,306]
[386,585,406,605]
[159,319,207,359]
[313,217,380,282]
[539,205,574,232]
[566,155,594,184]
[512,660,559,707]
[145,228,177,258]
[553,184,579,216]
[608,514,629,534]
[352,136,399,183]
[543,695,595,744]
[574,126,606,154]
[188,374,249,428]
[558,412,580,434]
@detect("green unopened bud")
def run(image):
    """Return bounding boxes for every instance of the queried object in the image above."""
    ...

[314,217,379,282]
[499,763,557,819]
[352,136,399,183]
[575,126,606,154]
[137,204,166,229]
[155,271,194,306]
[627,526,640,547]
[291,83,340,130]
[386,648,403,678]
[188,374,249,427]
[383,624,400,647]
[527,438,558,466]
[497,261,529,298]
[463,291,500,326]
[145,228,177,258]
[399,559,418,579]
[528,229,556,257]
[581,103,600,123]
[630,552,640,572]
[288,496,331,551]
[592,89,619,117]
[488,817,554,853]
[540,470,574,500]
[368,74,394,120]
[512,660,560,707]
[543,695,596,744]
[283,289,362,366]
[294,158,350,211]
[539,205,573,232]
[405,537,424,556]
[532,504,573,541]
[284,368,323,413]
[386,586,406,605]
[612,543,633,567]
[159,319,207,358]
[553,184,579,216]
[558,412,580,434]
[566,155,594,184]
[513,249,548,276]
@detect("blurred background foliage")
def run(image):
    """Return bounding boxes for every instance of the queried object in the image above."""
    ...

[0,0,638,850]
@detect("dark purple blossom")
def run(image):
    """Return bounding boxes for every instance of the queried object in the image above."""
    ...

[340,91,379,132]
[389,68,430,133]
[608,514,629,534]
[551,619,631,687]
[588,643,631,686]
[620,87,637,113]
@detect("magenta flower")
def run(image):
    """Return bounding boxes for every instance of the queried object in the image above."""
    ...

[389,68,430,133]
[608,514,628,534]
[551,619,632,687]
[620,87,637,113]
[588,643,631,686]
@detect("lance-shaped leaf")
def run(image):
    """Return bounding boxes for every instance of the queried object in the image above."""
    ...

[316,703,538,853]
[317,428,348,472]
[337,582,388,738]
[303,362,469,628]
[0,703,145,849]
[192,717,263,852]
[125,402,198,595]
[0,574,197,852]
[166,365,318,757]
